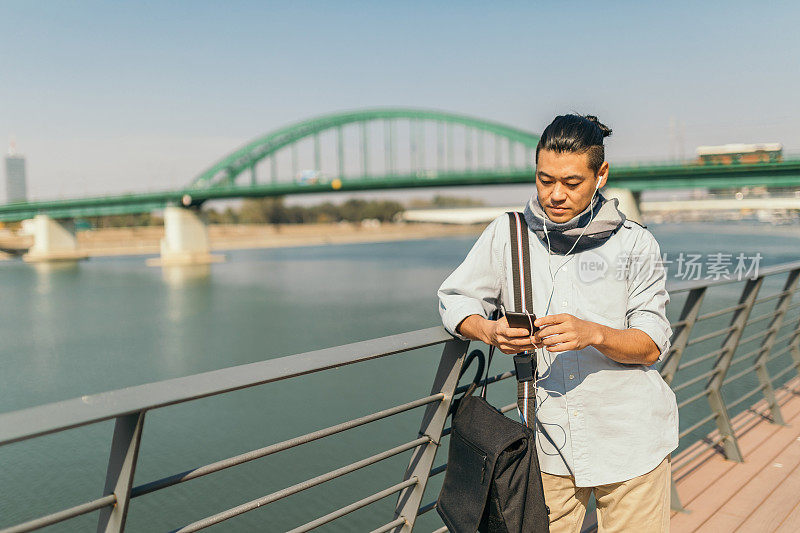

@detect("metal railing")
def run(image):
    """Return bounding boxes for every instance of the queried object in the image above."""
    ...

[1,261,800,531]
[657,260,800,512]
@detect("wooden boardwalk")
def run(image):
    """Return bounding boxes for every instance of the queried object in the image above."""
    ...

[670,376,800,532]
[579,377,800,532]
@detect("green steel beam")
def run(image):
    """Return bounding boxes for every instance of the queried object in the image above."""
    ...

[337,125,344,178]
[388,120,396,174]
[417,120,425,170]
[447,123,453,169]
[292,143,298,179]
[437,123,443,171]
[314,133,321,171]
[5,160,800,222]
[465,127,472,169]
[410,119,417,172]
[478,131,484,168]
[361,121,368,177]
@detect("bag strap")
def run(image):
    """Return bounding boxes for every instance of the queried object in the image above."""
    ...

[478,213,535,402]
[507,212,534,313]
[506,212,537,430]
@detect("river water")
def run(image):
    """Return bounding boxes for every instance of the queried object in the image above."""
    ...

[1,222,799,531]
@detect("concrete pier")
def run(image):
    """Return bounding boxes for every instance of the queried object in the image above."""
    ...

[22,215,88,263]
[601,187,642,224]
[146,206,224,267]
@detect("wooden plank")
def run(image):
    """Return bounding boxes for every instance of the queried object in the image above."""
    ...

[693,425,800,531]
[775,502,800,533]
[672,379,800,507]
[673,395,800,507]
[736,458,800,531]
[671,415,800,531]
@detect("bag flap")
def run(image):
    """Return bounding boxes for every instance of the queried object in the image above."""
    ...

[454,395,532,457]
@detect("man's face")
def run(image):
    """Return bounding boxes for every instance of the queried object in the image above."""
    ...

[535,149,608,223]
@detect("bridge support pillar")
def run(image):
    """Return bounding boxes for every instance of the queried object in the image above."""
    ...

[602,187,642,224]
[22,214,88,263]
[146,206,224,267]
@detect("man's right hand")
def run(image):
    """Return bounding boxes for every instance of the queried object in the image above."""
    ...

[456,314,537,354]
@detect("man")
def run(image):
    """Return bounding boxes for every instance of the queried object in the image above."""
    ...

[437,114,678,532]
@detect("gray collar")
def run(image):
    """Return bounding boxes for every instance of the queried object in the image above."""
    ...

[522,191,627,255]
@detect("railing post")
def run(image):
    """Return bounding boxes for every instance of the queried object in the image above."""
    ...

[706,277,763,463]
[662,287,706,514]
[790,311,800,378]
[97,411,146,533]
[754,269,800,424]
[392,337,469,532]
[661,287,707,386]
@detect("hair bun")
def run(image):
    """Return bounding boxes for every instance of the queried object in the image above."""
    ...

[585,115,613,138]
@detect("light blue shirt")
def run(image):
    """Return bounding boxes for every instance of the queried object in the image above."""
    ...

[437,213,678,486]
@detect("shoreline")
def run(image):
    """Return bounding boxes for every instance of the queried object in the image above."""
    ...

[0,222,485,260]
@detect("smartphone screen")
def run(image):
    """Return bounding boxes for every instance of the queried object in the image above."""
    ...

[505,311,539,333]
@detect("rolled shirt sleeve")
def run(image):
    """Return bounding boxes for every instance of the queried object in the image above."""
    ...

[625,230,673,363]
[437,216,504,340]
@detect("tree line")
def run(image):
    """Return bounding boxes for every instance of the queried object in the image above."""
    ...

[78,195,484,228]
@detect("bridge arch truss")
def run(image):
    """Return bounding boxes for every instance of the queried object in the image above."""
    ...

[190,108,541,190]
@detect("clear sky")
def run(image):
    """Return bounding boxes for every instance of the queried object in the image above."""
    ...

[1,0,798,203]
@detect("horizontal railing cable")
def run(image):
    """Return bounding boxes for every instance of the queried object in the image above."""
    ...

[696,303,746,322]
[678,389,709,410]
[679,412,716,439]
[767,345,794,362]
[673,368,717,393]
[170,437,430,533]
[677,347,725,371]
[285,477,418,533]
[725,385,767,411]
[686,325,738,347]
[370,517,406,533]
[737,327,773,346]
[723,364,759,386]
[729,346,762,367]
[0,495,116,533]
[132,393,443,498]
[770,364,798,384]
[754,289,793,305]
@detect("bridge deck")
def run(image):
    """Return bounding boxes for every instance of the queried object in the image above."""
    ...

[670,376,800,532]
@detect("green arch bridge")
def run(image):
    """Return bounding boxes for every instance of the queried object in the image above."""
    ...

[2,107,799,222]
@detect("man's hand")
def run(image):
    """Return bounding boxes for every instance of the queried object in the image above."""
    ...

[532,314,602,353]
[532,313,661,365]
[456,314,537,354]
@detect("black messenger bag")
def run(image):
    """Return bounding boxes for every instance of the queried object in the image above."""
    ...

[436,212,548,533]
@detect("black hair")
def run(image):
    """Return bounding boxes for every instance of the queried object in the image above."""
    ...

[535,114,612,173]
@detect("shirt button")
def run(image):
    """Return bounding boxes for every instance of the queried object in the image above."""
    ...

[562,300,568,307]
[573,411,578,417]
[569,374,575,380]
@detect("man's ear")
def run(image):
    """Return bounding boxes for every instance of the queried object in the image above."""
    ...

[597,161,610,188]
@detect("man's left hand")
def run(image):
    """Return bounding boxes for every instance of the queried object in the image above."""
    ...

[532,313,602,353]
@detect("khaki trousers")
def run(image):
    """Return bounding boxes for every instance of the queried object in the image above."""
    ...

[541,455,671,533]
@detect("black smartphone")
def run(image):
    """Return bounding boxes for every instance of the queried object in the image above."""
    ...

[505,311,539,333]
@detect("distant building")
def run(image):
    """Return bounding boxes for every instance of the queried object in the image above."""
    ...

[696,143,783,165]
[5,140,27,203]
